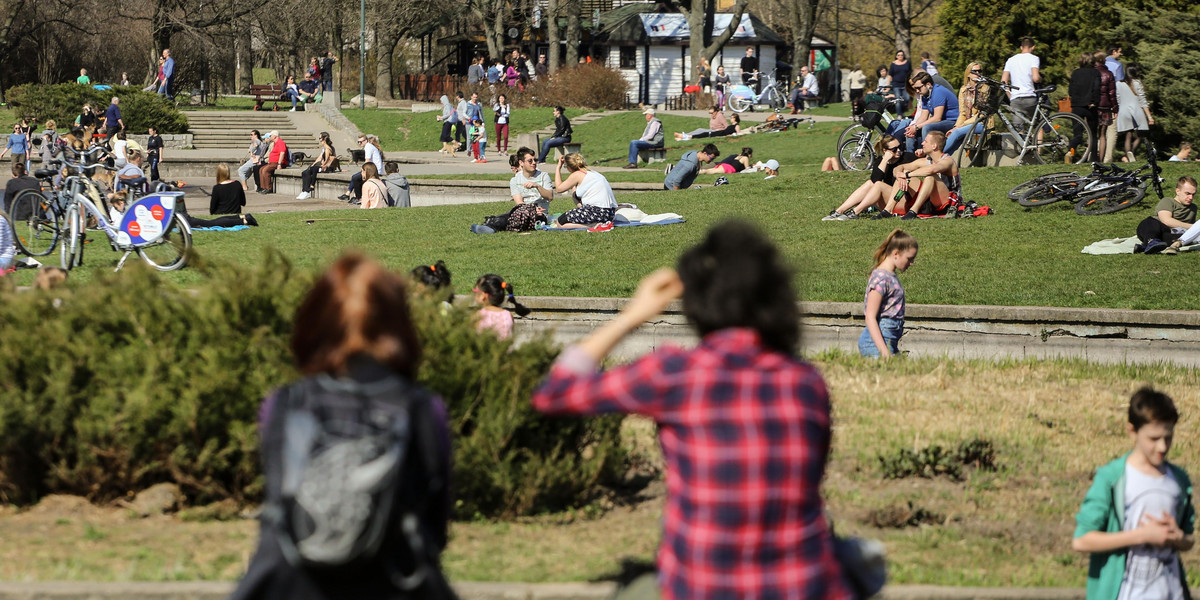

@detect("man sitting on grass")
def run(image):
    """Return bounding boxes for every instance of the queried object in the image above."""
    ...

[1136,176,1198,255]
[664,143,719,191]
[873,131,960,220]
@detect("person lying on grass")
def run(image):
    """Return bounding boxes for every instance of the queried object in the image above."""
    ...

[873,130,960,220]
[822,135,918,221]
[700,147,753,175]
[550,153,616,229]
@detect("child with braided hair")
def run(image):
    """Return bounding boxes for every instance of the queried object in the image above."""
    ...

[473,274,531,339]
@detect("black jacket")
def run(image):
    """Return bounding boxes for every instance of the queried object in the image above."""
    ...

[1069,67,1101,110]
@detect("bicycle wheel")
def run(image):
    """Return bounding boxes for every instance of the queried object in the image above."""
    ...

[9,189,61,256]
[1074,184,1146,216]
[60,207,82,270]
[137,213,192,271]
[1039,112,1090,165]
[837,123,872,151]
[955,125,990,169]
[1007,172,1080,201]
[838,136,876,172]
[1018,178,1086,207]
[727,94,752,113]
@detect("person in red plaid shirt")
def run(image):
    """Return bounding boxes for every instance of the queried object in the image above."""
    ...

[532,221,853,600]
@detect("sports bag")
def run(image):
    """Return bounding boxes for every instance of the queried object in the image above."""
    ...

[261,373,455,597]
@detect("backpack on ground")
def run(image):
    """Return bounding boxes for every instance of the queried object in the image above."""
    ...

[262,373,454,596]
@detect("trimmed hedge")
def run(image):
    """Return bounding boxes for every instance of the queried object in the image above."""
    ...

[0,250,623,518]
[6,83,189,134]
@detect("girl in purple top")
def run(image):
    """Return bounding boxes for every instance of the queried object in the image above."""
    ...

[859,229,918,358]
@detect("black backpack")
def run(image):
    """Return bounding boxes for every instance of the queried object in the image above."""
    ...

[261,373,455,597]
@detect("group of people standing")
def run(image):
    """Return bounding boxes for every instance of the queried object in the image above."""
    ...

[1068,45,1153,163]
[436,91,514,162]
[470,50,548,91]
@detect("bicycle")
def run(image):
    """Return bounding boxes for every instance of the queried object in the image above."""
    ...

[835,87,901,171]
[1017,145,1162,215]
[1013,163,1128,207]
[727,70,788,114]
[954,73,1092,168]
[7,161,69,257]
[20,146,193,271]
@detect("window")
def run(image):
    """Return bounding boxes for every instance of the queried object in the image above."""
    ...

[619,46,637,69]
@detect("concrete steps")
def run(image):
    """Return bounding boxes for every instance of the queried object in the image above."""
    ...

[182,110,319,149]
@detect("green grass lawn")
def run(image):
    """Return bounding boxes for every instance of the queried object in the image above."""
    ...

[11,110,1199,311]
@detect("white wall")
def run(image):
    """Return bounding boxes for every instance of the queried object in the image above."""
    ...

[646,46,682,104]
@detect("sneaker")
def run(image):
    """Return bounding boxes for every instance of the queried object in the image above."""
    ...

[296,191,310,200]
[837,210,858,220]
[337,193,350,201]
[1144,239,1168,255]
[478,159,488,163]
[622,163,638,169]
[900,210,918,220]
[870,210,894,220]
[664,164,673,176]
[289,107,296,112]
[244,214,259,227]
[587,221,614,232]
[821,210,840,221]
[470,224,496,234]
[471,159,479,163]
[863,206,880,215]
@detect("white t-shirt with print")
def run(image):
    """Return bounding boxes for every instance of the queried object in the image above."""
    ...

[1116,463,1185,600]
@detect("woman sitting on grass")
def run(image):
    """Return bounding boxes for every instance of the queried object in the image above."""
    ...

[821,135,916,221]
[679,113,740,140]
[674,106,728,141]
[550,153,617,229]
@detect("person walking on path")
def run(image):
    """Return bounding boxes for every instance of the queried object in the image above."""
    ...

[158,49,175,100]
[531,220,854,600]
[859,229,917,358]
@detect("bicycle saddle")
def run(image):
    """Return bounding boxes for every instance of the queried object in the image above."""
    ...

[34,168,56,179]
[1034,84,1056,95]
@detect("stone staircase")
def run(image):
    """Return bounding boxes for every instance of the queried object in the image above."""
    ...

[514,111,622,153]
[184,111,309,150]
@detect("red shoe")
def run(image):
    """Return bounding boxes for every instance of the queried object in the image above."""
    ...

[478,159,488,163]
[587,221,614,232]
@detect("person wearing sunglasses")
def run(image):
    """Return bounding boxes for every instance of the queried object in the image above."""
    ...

[821,134,918,220]
[887,70,958,153]
[943,62,992,156]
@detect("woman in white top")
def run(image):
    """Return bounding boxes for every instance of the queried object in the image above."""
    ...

[1116,63,1153,162]
[111,132,128,168]
[493,93,511,154]
[551,153,616,229]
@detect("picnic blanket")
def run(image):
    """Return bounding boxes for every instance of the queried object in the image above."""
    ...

[191,225,250,232]
[1081,236,1200,254]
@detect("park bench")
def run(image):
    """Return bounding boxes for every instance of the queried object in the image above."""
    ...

[638,147,667,164]
[555,142,583,159]
[251,84,284,111]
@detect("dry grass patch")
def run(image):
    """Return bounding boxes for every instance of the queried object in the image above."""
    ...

[0,356,1198,586]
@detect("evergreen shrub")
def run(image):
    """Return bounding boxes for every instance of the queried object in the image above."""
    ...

[0,250,624,519]
[6,83,189,134]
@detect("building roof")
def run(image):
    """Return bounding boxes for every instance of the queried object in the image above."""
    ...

[595,6,793,46]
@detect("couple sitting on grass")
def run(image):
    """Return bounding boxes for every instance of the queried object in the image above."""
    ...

[506,147,616,230]
[821,131,961,221]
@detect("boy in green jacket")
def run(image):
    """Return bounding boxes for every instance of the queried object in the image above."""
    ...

[1073,387,1195,600]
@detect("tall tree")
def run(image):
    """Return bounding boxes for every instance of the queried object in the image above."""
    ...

[546,0,561,73]
[769,0,822,74]
[669,0,751,84]
[374,0,446,100]
[564,0,580,65]
[841,0,939,58]
[467,0,508,59]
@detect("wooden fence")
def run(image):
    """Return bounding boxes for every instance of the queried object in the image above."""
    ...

[396,75,470,101]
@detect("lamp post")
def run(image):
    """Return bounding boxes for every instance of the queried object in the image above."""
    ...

[359,0,366,109]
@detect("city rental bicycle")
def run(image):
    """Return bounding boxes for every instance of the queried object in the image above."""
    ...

[726,70,788,113]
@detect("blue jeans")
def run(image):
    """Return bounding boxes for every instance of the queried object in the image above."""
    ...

[157,78,173,100]
[887,118,956,152]
[538,136,570,163]
[892,86,910,114]
[322,78,332,92]
[284,89,299,108]
[858,317,903,358]
[944,122,984,156]
[628,140,659,164]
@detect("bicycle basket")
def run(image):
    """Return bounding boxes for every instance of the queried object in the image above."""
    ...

[981,86,1002,115]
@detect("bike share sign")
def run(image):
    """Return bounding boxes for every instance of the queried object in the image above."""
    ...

[117,192,181,247]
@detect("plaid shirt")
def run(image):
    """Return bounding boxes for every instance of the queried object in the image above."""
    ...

[532,328,852,600]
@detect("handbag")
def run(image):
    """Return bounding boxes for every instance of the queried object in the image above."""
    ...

[833,536,887,599]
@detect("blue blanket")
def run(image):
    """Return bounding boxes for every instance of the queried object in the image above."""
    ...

[191,225,250,232]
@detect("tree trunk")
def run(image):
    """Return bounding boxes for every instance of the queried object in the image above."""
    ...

[786,0,822,76]
[486,11,503,60]
[564,0,579,66]
[700,0,749,63]
[886,0,912,58]
[546,0,560,74]
[375,24,396,101]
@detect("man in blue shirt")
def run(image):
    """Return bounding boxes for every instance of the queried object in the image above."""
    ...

[1105,45,1124,82]
[886,71,958,153]
[297,73,320,104]
[159,49,175,100]
[104,97,124,141]
[664,143,719,190]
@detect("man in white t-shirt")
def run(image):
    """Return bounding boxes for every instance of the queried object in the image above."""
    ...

[1002,37,1042,129]
[509,147,553,212]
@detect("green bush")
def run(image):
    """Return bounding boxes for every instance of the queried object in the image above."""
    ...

[0,250,624,519]
[6,83,189,134]
[877,438,998,481]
